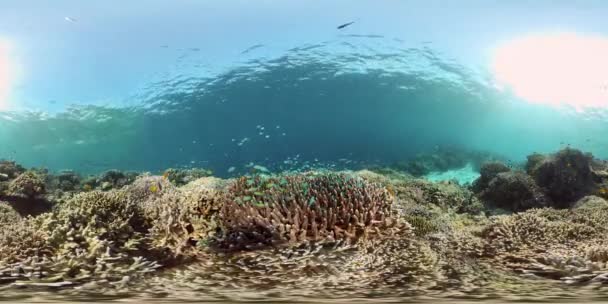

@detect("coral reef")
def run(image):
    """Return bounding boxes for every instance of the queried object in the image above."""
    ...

[0,160,25,179]
[360,169,483,215]
[54,170,81,192]
[477,204,608,284]
[471,161,511,193]
[162,168,213,186]
[125,174,175,204]
[0,190,161,288]
[1,148,608,301]
[525,152,546,175]
[573,195,608,209]
[0,216,50,264]
[472,148,608,211]
[397,146,501,177]
[530,148,597,207]
[82,169,138,191]
[478,171,550,212]
[6,171,46,198]
[0,201,20,225]
[133,176,224,262]
[212,172,399,251]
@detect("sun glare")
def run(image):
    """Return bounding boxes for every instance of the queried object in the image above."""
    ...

[491,32,608,111]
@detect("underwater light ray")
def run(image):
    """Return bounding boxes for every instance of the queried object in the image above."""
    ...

[491,32,608,112]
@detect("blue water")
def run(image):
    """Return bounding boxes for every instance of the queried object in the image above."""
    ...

[1,37,607,178]
[2,1,608,179]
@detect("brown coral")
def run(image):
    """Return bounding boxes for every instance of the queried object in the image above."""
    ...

[7,171,46,198]
[472,161,511,193]
[478,204,608,284]
[0,217,50,264]
[479,171,550,212]
[213,173,398,251]
[0,201,20,226]
[39,190,148,250]
[0,160,25,179]
[531,148,597,207]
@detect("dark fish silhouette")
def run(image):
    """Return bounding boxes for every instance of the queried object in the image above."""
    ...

[337,21,355,29]
[240,44,264,54]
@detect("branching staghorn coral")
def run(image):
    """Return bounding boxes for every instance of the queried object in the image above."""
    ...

[0,201,20,225]
[144,222,439,298]
[345,222,440,288]
[137,176,225,262]
[0,217,50,264]
[213,172,398,251]
[477,204,608,284]
[0,190,160,288]
[38,190,148,249]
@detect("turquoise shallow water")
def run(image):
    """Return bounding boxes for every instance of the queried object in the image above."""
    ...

[1,38,607,177]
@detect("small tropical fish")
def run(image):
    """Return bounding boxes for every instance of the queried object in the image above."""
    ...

[240,44,264,55]
[253,165,270,173]
[162,171,170,180]
[337,21,355,29]
[149,185,159,193]
[64,16,77,23]
[83,184,92,191]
